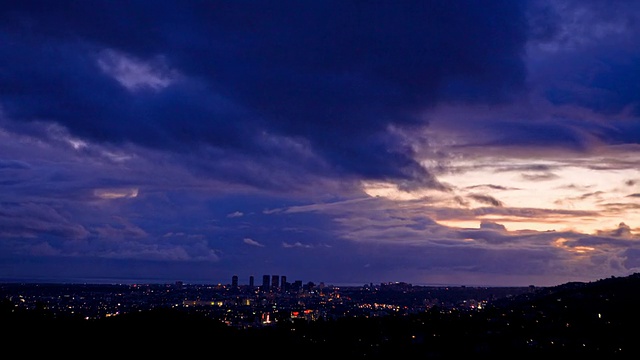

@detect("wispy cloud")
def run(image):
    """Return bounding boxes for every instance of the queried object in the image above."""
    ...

[243,238,265,247]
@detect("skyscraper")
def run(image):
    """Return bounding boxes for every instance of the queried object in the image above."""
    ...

[262,275,270,291]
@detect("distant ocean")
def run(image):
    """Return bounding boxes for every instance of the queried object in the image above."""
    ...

[0,277,207,285]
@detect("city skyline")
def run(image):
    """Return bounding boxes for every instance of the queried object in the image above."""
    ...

[1,1,639,287]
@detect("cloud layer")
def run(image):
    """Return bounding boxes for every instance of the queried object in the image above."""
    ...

[0,1,638,286]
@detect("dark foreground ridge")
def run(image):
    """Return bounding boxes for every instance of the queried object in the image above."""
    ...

[3,274,640,358]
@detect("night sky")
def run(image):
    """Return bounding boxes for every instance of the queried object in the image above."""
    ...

[1,0,639,287]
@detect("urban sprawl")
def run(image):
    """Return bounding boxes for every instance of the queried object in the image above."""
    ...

[1,274,534,328]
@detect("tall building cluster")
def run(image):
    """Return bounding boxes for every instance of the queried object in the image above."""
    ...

[232,274,305,293]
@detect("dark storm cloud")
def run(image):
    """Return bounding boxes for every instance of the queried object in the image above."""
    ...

[0,0,529,187]
[545,56,640,117]
[489,121,593,149]
[0,34,254,150]
[528,0,640,142]
[0,202,89,239]
[452,117,614,151]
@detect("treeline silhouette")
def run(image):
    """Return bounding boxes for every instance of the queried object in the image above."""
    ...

[4,274,640,358]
